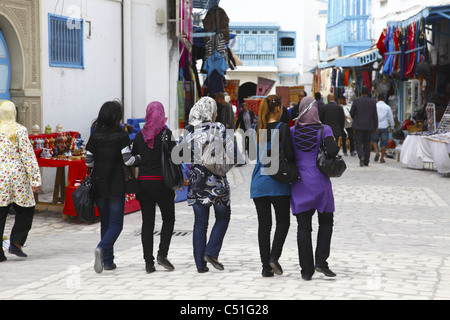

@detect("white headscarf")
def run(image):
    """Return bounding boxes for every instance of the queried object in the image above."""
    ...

[0,100,18,144]
[188,97,217,126]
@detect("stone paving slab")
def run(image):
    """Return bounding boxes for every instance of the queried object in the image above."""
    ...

[1,151,450,301]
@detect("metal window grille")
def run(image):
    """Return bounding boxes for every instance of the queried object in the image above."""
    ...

[49,14,84,68]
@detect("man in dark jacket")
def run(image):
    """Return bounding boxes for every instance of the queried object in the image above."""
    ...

[350,87,378,166]
[319,94,345,142]
[290,89,307,120]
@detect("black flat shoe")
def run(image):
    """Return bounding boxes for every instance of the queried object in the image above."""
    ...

[157,256,174,271]
[204,255,224,271]
[146,262,156,273]
[104,263,117,271]
[269,258,283,275]
[301,274,312,281]
[197,267,209,273]
[8,243,27,257]
[0,254,6,262]
[315,266,336,277]
[262,267,274,277]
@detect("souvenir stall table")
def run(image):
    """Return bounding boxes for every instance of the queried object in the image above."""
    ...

[400,132,450,174]
[29,131,141,222]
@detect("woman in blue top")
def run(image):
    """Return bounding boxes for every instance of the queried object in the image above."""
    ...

[250,95,295,277]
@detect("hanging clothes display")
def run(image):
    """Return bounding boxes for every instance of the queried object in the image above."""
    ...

[200,6,231,95]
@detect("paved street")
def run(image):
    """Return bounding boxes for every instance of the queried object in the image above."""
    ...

[1,150,450,302]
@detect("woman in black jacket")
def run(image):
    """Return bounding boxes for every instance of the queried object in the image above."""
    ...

[132,101,176,273]
[86,100,140,274]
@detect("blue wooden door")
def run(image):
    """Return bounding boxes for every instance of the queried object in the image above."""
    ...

[0,30,11,101]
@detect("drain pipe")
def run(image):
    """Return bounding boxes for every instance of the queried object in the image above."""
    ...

[122,0,132,120]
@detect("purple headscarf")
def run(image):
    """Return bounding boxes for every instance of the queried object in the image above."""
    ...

[141,101,167,149]
[295,96,321,126]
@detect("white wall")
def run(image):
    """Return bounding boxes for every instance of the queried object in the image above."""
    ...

[372,0,450,38]
[41,0,123,142]
[130,0,179,130]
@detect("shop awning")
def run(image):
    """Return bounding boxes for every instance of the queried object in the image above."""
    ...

[317,48,382,69]
[387,5,450,27]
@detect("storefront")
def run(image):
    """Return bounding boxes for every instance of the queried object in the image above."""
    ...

[379,5,450,174]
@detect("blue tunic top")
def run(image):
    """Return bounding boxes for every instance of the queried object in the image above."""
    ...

[250,122,293,199]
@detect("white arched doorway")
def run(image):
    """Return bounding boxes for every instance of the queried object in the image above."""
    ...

[0,2,41,130]
[0,29,11,101]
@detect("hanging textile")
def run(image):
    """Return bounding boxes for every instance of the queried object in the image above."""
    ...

[405,21,416,78]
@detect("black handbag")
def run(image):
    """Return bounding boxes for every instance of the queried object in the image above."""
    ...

[270,123,300,184]
[161,128,185,190]
[72,169,96,223]
[122,164,140,194]
[316,126,347,178]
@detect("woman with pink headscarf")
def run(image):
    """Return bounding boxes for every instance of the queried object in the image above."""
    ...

[132,101,176,273]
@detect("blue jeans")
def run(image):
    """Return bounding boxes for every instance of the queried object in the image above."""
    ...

[192,203,231,269]
[95,193,125,266]
[372,127,389,147]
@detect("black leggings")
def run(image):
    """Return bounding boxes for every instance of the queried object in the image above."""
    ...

[0,203,35,249]
[296,210,334,277]
[253,195,290,268]
[137,181,175,263]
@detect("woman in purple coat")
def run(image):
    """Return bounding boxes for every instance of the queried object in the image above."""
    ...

[290,96,339,281]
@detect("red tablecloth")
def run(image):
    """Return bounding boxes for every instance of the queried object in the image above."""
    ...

[36,158,140,217]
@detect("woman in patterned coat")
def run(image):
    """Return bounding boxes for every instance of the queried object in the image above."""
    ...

[0,100,41,261]
[178,96,234,273]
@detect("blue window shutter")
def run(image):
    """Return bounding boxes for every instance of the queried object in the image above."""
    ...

[48,14,84,68]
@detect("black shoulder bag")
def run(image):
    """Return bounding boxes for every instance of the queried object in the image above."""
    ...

[161,128,185,190]
[269,123,300,184]
[72,168,96,223]
[316,126,347,178]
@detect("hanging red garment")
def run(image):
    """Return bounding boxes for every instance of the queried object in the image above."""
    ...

[393,28,401,70]
[377,29,387,56]
[361,71,371,89]
[344,69,350,86]
[405,22,416,78]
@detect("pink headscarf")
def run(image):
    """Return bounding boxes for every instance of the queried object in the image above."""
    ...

[295,96,322,126]
[141,101,167,149]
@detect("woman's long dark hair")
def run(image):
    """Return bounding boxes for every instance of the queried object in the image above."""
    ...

[92,100,124,130]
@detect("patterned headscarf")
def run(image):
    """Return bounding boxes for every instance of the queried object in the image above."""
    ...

[141,101,167,149]
[295,96,322,126]
[188,97,217,126]
[0,100,18,144]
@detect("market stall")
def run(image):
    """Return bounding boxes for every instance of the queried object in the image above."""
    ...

[29,131,141,222]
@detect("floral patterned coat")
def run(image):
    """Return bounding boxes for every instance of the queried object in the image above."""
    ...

[0,124,41,207]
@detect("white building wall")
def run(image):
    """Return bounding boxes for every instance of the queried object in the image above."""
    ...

[219,0,327,95]
[372,0,450,39]
[41,0,123,142]
[130,0,179,130]
[41,0,181,140]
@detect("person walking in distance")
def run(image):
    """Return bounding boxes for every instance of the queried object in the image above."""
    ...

[372,93,395,163]
[319,94,346,144]
[250,95,295,277]
[350,87,378,166]
[289,96,340,280]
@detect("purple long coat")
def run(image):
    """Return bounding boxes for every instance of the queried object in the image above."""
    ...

[290,124,335,214]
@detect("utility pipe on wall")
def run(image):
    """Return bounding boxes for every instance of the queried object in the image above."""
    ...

[122,0,132,120]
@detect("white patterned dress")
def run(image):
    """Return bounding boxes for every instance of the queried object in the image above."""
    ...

[0,124,41,207]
